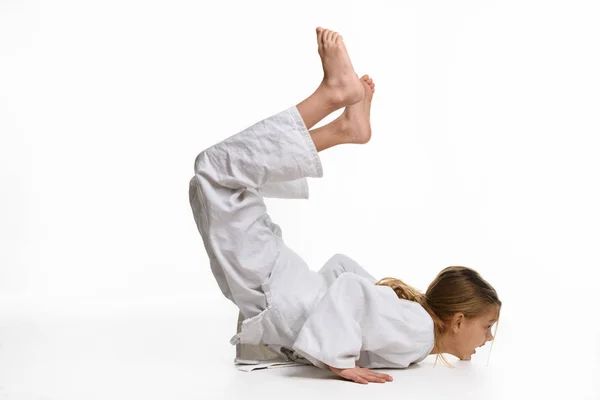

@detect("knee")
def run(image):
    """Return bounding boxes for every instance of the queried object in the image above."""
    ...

[194,149,210,175]
[192,149,221,192]
[190,150,214,206]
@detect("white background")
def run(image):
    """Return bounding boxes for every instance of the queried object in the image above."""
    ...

[1,0,599,399]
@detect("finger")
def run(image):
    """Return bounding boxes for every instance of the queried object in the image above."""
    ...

[339,370,365,384]
[373,372,393,381]
[360,371,386,383]
[370,376,388,383]
[365,371,391,383]
[349,373,369,384]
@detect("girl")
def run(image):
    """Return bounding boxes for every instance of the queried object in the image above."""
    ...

[188,27,502,385]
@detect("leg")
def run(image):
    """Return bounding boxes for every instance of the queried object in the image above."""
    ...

[188,28,375,319]
[189,108,321,319]
[255,29,375,197]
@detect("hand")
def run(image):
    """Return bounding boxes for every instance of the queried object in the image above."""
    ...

[328,365,394,384]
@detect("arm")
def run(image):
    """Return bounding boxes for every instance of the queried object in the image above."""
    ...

[292,272,434,382]
[291,273,393,384]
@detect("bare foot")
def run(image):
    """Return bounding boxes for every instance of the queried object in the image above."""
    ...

[338,74,375,144]
[315,27,364,108]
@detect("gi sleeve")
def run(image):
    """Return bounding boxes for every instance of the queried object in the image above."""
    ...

[291,272,435,371]
[291,272,375,370]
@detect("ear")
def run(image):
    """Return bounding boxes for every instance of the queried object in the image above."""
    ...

[452,313,465,334]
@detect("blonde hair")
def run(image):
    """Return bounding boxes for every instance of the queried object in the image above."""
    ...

[376,266,502,368]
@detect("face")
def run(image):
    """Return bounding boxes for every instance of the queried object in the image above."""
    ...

[452,306,499,361]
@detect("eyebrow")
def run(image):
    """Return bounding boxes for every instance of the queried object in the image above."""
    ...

[488,319,498,323]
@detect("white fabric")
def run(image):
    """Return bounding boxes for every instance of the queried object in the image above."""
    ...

[292,273,435,369]
[188,106,435,370]
[233,254,381,370]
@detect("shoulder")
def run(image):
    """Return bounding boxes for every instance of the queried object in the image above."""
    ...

[375,288,435,334]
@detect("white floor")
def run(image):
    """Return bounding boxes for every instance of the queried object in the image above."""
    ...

[1,298,598,400]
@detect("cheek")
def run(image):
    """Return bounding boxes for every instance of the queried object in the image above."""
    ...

[467,329,482,347]
[460,327,481,350]
[459,332,476,350]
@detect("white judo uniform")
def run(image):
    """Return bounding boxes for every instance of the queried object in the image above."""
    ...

[188,106,435,370]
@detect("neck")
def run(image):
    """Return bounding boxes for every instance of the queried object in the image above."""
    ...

[429,333,458,357]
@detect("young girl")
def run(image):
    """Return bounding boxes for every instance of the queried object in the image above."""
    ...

[188,27,502,385]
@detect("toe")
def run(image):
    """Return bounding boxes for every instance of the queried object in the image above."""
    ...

[325,29,333,42]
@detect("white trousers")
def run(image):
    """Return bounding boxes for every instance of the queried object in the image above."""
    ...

[188,106,376,321]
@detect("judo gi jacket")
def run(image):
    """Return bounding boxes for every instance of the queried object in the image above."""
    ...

[188,106,435,370]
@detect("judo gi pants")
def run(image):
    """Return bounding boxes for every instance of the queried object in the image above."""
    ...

[188,106,377,320]
[188,106,323,319]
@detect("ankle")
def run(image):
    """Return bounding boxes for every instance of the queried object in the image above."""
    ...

[317,79,363,110]
[309,117,351,152]
[332,115,353,144]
